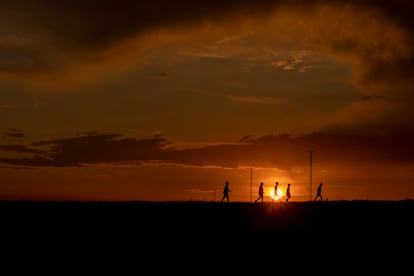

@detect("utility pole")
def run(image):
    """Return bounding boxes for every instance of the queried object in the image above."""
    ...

[306,150,315,201]
[250,167,253,202]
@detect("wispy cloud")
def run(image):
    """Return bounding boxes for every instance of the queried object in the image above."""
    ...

[150,71,168,78]
[271,50,315,72]
[227,94,282,104]
[0,144,43,154]
[4,128,24,138]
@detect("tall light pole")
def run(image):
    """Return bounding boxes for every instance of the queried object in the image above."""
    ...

[250,167,253,202]
[306,150,315,201]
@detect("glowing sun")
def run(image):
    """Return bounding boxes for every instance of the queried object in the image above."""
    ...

[270,189,283,200]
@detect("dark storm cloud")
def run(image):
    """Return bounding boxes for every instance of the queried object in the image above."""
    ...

[2,0,414,76]
[0,0,281,52]
[1,131,413,168]
[30,133,172,166]
[174,131,414,169]
[0,132,172,167]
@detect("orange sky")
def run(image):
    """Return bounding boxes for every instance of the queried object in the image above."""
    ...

[1,0,414,201]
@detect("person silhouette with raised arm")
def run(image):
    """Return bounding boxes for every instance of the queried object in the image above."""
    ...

[255,182,264,203]
[221,181,232,202]
[285,183,291,202]
[314,182,323,201]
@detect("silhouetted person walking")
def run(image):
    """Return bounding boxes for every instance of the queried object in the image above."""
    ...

[273,181,281,202]
[221,181,232,202]
[286,183,291,202]
[255,182,264,203]
[314,182,323,201]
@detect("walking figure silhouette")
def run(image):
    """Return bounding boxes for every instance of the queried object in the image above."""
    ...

[221,181,232,202]
[314,182,323,201]
[255,182,264,203]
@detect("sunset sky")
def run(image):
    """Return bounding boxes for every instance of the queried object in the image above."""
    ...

[1,0,414,202]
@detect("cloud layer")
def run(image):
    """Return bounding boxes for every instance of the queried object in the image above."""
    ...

[1,0,414,90]
[1,131,412,169]
[1,1,414,169]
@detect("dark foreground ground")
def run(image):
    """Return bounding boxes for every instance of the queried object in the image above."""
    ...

[1,200,413,267]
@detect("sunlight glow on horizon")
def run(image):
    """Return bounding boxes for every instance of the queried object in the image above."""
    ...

[269,188,284,200]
